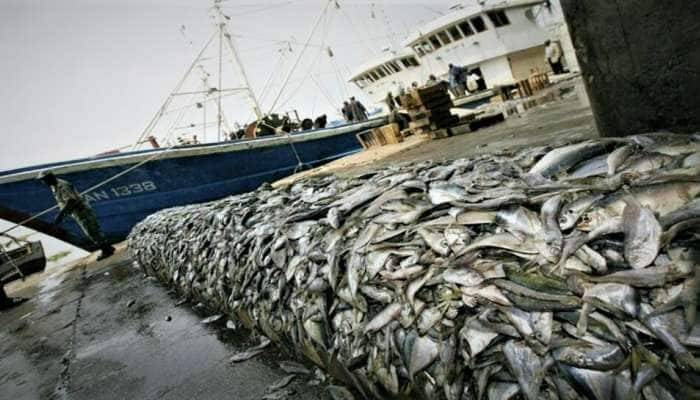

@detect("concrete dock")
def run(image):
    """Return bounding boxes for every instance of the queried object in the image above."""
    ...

[1,78,596,400]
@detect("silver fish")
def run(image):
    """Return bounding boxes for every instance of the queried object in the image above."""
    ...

[529,141,609,177]
[623,197,662,269]
[503,340,544,400]
[607,144,636,176]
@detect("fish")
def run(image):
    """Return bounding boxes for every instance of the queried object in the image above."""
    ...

[278,361,311,375]
[363,303,402,334]
[552,341,624,370]
[540,195,564,261]
[503,340,544,400]
[266,375,296,392]
[201,314,224,324]
[529,141,610,177]
[128,133,700,400]
[607,144,636,176]
[558,364,615,400]
[659,198,700,228]
[327,385,355,400]
[230,338,271,363]
[559,193,604,230]
[622,197,662,269]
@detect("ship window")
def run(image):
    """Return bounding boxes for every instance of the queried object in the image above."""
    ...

[428,35,442,50]
[370,71,380,81]
[388,61,401,73]
[458,20,474,36]
[420,41,433,53]
[448,25,463,41]
[412,44,425,57]
[401,57,419,68]
[376,68,386,78]
[470,16,487,32]
[365,73,374,83]
[354,79,366,89]
[382,65,393,75]
[487,10,510,27]
[438,31,451,45]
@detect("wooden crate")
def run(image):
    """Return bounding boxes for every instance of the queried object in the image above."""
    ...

[378,123,403,144]
[356,129,385,149]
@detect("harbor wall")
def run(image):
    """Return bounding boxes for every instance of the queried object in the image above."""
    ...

[560,0,700,136]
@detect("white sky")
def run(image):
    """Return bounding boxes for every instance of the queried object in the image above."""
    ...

[0,0,459,171]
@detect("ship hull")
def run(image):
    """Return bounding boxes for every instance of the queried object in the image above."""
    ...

[0,119,384,250]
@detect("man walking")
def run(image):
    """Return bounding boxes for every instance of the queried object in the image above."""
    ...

[385,92,396,112]
[545,40,564,74]
[342,100,354,122]
[38,171,115,260]
[350,97,368,121]
[448,63,467,95]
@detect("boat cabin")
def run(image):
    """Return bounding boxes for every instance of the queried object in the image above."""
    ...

[349,0,551,108]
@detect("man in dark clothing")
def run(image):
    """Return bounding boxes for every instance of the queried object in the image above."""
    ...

[38,171,115,261]
[313,114,327,129]
[385,92,396,112]
[545,40,564,74]
[342,101,354,122]
[350,97,368,121]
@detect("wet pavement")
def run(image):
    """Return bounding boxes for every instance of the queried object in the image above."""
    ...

[1,250,326,400]
[1,78,596,400]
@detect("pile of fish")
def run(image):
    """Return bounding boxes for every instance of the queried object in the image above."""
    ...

[129,132,700,400]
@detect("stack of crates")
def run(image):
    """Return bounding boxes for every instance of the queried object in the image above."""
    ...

[396,83,459,139]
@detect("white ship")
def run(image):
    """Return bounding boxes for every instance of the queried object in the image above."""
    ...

[348,0,578,109]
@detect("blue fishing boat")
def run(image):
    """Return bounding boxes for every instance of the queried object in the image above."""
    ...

[0,3,388,250]
[0,118,384,250]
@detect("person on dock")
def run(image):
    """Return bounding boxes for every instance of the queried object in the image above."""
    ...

[545,40,564,74]
[350,97,368,121]
[466,71,481,93]
[448,63,467,95]
[37,171,115,260]
[313,114,327,129]
[385,92,396,112]
[341,101,354,122]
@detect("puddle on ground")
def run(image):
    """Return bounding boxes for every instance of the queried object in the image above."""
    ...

[35,273,65,306]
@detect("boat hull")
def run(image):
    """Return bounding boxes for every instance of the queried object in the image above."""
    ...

[0,119,384,250]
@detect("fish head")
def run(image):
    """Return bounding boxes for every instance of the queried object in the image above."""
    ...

[558,206,581,230]
[575,209,606,232]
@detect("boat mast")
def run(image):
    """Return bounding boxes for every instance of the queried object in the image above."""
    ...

[217,20,224,141]
[213,2,263,120]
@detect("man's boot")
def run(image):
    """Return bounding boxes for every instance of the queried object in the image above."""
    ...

[97,245,115,261]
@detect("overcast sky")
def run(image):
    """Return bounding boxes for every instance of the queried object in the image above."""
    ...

[0,0,463,171]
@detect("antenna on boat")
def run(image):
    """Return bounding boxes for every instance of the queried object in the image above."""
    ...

[131,1,264,149]
[212,1,263,122]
